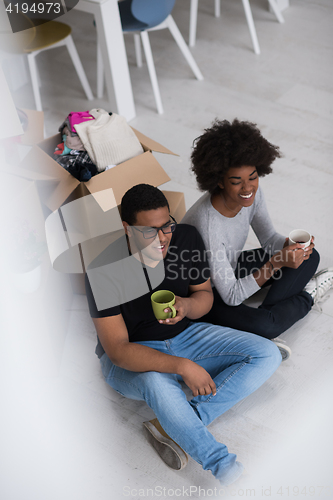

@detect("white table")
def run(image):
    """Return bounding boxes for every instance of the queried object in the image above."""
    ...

[75,0,136,121]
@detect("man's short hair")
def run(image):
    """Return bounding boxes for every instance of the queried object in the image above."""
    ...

[120,184,170,225]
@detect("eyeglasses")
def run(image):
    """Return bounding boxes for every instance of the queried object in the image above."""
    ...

[132,215,177,239]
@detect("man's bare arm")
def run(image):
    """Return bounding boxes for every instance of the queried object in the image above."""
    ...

[158,278,214,325]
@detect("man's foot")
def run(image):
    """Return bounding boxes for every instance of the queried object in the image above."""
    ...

[304,268,333,309]
[143,418,188,470]
[271,339,292,361]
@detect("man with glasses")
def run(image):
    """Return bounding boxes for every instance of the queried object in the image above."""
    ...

[85,184,281,486]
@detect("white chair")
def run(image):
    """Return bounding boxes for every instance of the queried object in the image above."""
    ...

[97,0,203,115]
[0,14,93,111]
[25,19,94,111]
[189,0,285,55]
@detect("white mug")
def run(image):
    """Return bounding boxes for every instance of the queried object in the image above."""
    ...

[288,229,311,249]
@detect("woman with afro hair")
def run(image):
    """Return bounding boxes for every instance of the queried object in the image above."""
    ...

[182,119,324,360]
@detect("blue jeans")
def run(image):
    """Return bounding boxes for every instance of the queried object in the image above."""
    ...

[201,248,320,339]
[100,322,281,485]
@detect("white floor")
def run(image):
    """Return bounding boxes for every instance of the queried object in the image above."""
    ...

[4,1,333,499]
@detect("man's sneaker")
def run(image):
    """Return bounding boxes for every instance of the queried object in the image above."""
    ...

[143,418,188,470]
[304,267,333,309]
[271,339,292,361]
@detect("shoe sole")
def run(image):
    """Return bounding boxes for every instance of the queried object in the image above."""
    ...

[278,346,291,361]
[314,267,333,278]
[143,421,188,470]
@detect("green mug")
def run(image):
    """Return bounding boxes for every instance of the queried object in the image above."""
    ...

[151,290,177,320]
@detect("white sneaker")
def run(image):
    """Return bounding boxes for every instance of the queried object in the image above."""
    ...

[271,339,292,361]
[304,267,333,307]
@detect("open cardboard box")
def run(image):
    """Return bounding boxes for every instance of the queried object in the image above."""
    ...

[18,127,176,212]
[15,117,185,293]
[68,189,186,295]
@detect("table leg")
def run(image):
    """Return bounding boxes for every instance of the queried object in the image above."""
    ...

[94,1,136,121]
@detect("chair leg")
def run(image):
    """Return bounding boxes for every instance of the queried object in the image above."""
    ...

[241,0,260,55]
[97,42,104,98]
[65,35,94,100]
[140,31,164,114]
[267,0,285,23]
[214,0,220,18]
[134,33,143,67]
[27,53,43,111]
[189,0,198,47]
[166,16,204,81]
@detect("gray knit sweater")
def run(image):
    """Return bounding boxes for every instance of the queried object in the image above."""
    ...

[181,186,285,306]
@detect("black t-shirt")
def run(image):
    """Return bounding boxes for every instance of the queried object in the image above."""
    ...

[85,224,210,357]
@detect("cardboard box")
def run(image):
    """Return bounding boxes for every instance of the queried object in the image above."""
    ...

[69,190,187,295]
[24,129,177,275]
[16,115,184,295]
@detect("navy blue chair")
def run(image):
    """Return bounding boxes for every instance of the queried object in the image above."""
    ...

[97,0,203,114]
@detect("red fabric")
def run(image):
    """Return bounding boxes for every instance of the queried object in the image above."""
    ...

[54,142,65,155]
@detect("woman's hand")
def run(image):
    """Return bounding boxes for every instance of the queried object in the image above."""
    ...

[275,237,315,269]
[280,245,304,269]
[303,236,315,260]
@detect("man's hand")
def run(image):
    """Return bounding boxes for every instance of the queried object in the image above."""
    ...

[179,359,216,397]
[158,296,190,325]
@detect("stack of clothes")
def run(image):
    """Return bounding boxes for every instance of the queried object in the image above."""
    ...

[54,109,144,181]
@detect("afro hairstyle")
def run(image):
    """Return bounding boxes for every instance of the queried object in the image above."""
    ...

[191,118,281,194]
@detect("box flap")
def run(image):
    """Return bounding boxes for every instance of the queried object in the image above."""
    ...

[162,191,186,222]
[85,151,171,206]
[131,127,178,156]
[6,165,55,182]
[19,136,80,211]
[46,176,81,212]
[37,134,62,156]
[89,188,118,213]
[20,139,66,180]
